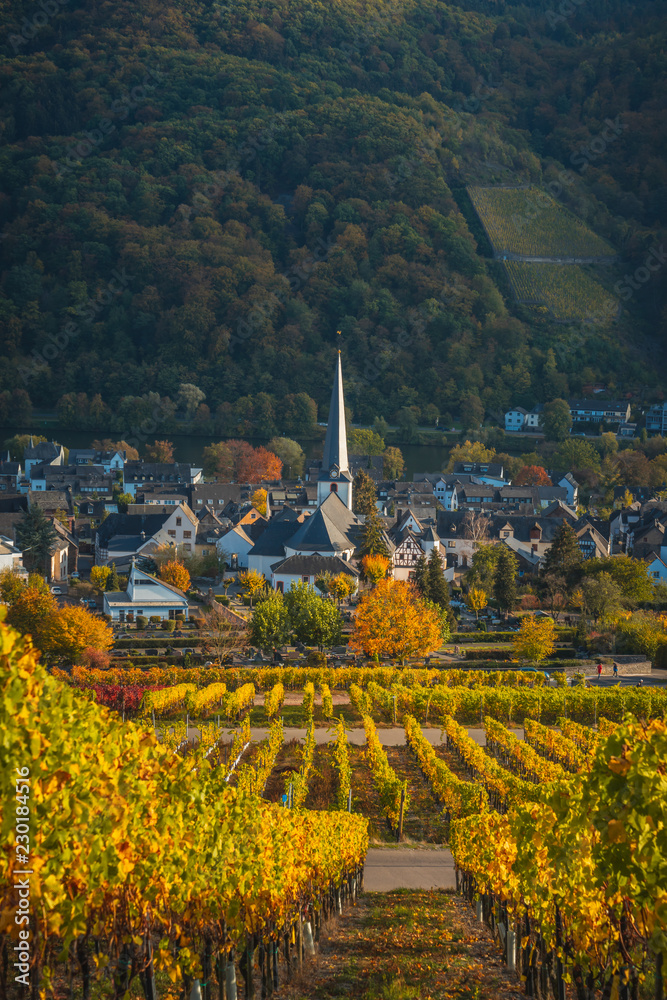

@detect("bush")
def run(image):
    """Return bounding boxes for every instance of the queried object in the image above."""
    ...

[136,615,147,630]
[215,596,230,606]
[161,619,176,632]
[149,615,161,623]
[306,650,327,669]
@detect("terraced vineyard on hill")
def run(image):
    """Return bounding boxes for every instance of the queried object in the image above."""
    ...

[468,186,616,259]
[504,261,618,324]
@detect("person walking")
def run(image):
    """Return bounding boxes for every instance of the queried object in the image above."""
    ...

[596,661,603,680]
[613,662,618,679]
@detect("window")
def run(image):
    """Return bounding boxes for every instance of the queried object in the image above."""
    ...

[202,548,209,556]
[448,540,455,548]
[184,543,191,551]
[330,483,338,492]
[176,517,182,526]
[168,530,176,537]
[183,530,191,538]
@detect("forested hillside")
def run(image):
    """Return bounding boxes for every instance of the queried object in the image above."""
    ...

[0,0,665,431]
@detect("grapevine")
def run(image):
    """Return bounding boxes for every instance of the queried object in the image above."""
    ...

[404,714,489,821]
[303,681,315,718]
[321,683,334,719]
[524,717,586,772]
[264,681,285,719]
[331,717,352,811]
[236,717,283,797]
[484,716,566,783]
[185,682,227,717]
[363,714,408,834]
[225,682,255,720]
[291,720,316,809]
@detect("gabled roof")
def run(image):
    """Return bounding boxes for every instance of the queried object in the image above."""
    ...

[247,508,304,557]
[270,554,359,577]
[421,525,440,542]
[286,492,360,553]
[96,512,169,546]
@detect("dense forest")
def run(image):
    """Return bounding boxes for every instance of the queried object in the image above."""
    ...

[0,0,665,434]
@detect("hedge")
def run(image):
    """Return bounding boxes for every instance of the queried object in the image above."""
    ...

[450,628,575,643]
[114,638,205,649]
[464,648,577,662]
[460,658,580,670]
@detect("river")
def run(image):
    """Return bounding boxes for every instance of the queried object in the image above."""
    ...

[6,428,451,480]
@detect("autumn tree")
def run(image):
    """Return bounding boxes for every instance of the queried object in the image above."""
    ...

[361,554,390,586]
[90,565,111,590]
[383,446,405,480]
[202,441,234,479]
[514,465,551,486]
[144,440,174,463]
[581,572,624,621]
[513,616,555,663]
[466,586,488,620]
[51,605,114,661]
[228,441,282,482]
[238,569,267,607]
[446,440,496,472]
[158,561,191,593]
[0,569,28,604]
[329,573,357,603]
[350,580,443,663]
[353,469,377,516]
[6,588,59,652]
[252,488,268,517]
[91,439,139,460]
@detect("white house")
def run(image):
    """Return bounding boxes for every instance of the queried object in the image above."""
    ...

[103,562,190,621]
[95,502,199,566]
[504,405,543,432]
[216,524,255,570]
[557,473,579,507]
[0,536,26,576]
[23,439,65,477]
[270,554,358,594]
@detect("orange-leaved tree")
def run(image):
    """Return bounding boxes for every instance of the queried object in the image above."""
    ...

[329,573,357,604]
[158,561,191,593]
[144,439,174,463]
[51,606,114,661]
[6,587,59,653]
[514,465,551,486]
[361,554,390,586]
[349,579,443,663]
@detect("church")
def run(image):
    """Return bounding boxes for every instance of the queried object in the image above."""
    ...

[247,351,363,592]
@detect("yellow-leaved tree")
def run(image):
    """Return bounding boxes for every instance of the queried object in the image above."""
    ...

[251,488,268,516]
[361,554,390,586]
[466,586,488,620]
[90,565,111,590]
[238,569,267,607]
[513,615,555,663]
[350,579,443,663]
[158,560,191,593]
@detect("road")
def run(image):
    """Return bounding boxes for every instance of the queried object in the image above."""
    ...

[363,847,457,891]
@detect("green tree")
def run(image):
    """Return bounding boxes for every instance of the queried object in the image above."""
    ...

[446,441,496,472]
[460,393,484,431]
[467,543,501,593]
[383,446,405,480]
[283,581,343,648]
[542,522,583,584]
[541,398,572,441]
[267,437,305,478]
[16,507,57,577]
[581,572,623,621]
[249,591,290,650]
[177,383,206,419]
[414,553,428,596]
[358,506,389,558]
[3,434,47,462]
[106,563,121,592]
[353,469,377,516]
[553,439,601,475]
[348,428,385,464]
[581,556,654,606]
[493,547,518,617]
[426,548,449,608]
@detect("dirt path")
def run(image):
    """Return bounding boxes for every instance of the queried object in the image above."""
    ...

[277,887,526,1000]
